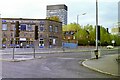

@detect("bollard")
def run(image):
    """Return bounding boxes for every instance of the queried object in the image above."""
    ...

[94,49,98,59]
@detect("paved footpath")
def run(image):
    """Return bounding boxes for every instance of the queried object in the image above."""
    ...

[82,54,120,77]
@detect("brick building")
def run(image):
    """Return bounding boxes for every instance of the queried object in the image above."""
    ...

[1,18,62,48]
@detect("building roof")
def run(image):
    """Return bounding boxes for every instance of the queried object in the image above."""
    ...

[1,18,62,23]
[47,4,68,11]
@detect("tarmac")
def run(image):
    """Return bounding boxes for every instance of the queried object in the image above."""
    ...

[0,48,120,77]
[82,54,120,77]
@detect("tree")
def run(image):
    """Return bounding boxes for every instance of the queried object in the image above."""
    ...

[62,23,81,32]
[99,26,111,46]
[46,16,60,22]
[84,24,95,45]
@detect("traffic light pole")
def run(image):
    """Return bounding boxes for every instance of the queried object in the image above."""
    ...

[33,40,35,58]
[13,41,15,59]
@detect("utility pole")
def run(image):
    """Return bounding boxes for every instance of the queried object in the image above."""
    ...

[96,0,98,50]
[94,0,99,59]
[77,15,79,45]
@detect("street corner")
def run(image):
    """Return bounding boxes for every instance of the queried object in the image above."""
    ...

[81,55,119,77]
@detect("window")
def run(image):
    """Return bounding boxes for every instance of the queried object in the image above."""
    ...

[3,32,6,37]
[39,25,44,31]
[2,24,7,30]
[53,39,56,45]
[40,21,45,25]
[11,33,13,37]
[10,24,15,31]
[20,24,26,31]
[27,25,33,31]
[39,39,44,47]
[24,33,27,37]
[55,26,58,32]
[49,26,53,32]
[40,34,43,38]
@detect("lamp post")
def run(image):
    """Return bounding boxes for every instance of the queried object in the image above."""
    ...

[96,0,98,50]
[76,13,86,45]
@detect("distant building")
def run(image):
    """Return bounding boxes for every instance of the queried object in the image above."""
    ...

[111,23,120,36]
[63,31,77,43]
[112,2,120,36]
[1,18,62,48]
[47,4,68,25]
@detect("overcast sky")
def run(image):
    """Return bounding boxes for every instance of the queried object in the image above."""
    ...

[0,0,119,30]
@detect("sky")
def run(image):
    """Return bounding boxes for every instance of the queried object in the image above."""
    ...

[0,0,119,31]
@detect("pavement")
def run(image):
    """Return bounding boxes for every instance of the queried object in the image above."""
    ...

[82,54,120,77]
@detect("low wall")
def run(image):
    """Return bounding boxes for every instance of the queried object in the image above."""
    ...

[63,43,77,48]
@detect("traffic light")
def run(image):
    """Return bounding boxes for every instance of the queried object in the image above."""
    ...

[15,21,20,37]
[97,25,100,41]
[34,26,38,40]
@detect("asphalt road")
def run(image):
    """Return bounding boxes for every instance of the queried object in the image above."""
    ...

[1,49,118,78]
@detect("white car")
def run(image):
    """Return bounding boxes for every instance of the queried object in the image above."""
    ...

[107,45,114,49]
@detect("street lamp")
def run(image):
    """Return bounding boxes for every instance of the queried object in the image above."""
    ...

[96,0,98,50]
[76,13,86,45]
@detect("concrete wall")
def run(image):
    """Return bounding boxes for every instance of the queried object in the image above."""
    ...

[0,18,2,48]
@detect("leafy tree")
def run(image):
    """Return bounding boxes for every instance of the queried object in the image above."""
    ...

[84,24,95,45]
[2,38,6,44]
[77,29,89,45]
[99,26,111,46]
[62,23,81,32]
[46,16,60,22]
[62,23,120,46]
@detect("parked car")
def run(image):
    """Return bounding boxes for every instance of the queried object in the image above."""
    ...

[26,44,30,48]
[106,45,114,49]
[15,44,20,48]
[2,44,6,48]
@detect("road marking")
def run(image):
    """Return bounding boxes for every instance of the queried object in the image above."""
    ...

[58,58,75,60]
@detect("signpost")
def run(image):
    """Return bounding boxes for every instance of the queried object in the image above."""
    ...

[112,40,115,46]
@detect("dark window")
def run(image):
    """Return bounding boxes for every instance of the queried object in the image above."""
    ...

[39,25,44,31]
[55,26,58,32]
[3,33,6,37]
[40,27,44,31]
[27,25,33,31]
[24,33,27,37]
[40,34,43,37]
[11,33,13,37]
[40,21,45,25]
[49,26,53,32]
[20,24,26,31]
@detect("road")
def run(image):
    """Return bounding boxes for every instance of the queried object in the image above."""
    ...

[1,48,118,78]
